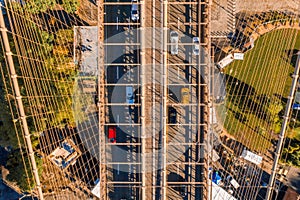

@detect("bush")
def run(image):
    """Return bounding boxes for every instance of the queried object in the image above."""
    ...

[60,0,79,14]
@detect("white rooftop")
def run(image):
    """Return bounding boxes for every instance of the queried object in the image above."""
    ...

[91,181,100,198]
[241,149,262,165]
[212,182,237,200]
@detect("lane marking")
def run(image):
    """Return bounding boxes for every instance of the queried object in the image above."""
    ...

[116,16,119,30]
[117,66,119,79]
[117,114,120,127]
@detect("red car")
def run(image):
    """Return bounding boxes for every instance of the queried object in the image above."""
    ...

[108,126,116,143]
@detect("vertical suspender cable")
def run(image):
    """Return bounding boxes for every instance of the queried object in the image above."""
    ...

[162,0,168,199]
[152,0,156,199]
[140,0,146,199]
[206,1,212,199]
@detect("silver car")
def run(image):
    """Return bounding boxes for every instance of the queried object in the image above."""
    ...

[193,37,200,55]
[170,31,179,55]
[131,0,139,21]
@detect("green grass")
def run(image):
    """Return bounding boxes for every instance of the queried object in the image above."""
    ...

[223,29,300,152]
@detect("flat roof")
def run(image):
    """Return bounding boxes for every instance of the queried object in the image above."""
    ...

[212,182,237,200]
[91,180,100,198]
[241,149,262,165]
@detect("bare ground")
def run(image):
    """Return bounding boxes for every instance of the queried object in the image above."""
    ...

[236,0,299,13]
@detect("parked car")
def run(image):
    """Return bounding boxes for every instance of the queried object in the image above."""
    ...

[170,31,179,55]
[168,107,177,124]
[131,0,139,21]
[181,87,189,104]
[180,184,187,197]
[192,37,200,55]
[108,126,116,143]
[226,175,240,189]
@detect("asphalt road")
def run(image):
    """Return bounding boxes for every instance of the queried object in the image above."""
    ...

[166,1,204,199]
[103,0,205,199]
[105,1,142,199]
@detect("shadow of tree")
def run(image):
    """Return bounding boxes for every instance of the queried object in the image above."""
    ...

[228,107,248,124]
[225,74,255,96]
[225,75,268,120]
[36,10,89,33]
[285,49,299,67]
[274,93,287,105]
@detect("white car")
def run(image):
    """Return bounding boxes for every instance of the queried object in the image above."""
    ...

[193,37,200,55]
[131,0,139,21]
[170,31,179,55]
[126,86,134,104]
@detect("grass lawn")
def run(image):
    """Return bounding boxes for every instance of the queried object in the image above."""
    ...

[222,28,300,152]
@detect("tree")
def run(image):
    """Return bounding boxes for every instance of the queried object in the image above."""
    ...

[25,0,56,14]
[59,0,79,14]
[282,138,300,166]
[267,100,283,134]
[5,150,43,191]
[40,31,54,54]
[55,29,74,45]
[53,45,69,56]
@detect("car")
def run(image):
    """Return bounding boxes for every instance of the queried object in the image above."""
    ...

[126,86,134,104]
[131,0,139,21]
[170,31,179,55]
[181,87,189,104]
[108,126,116,143]
[168,107,177,124]
[192,37,200,55]
[226,175,240,189]
[180,184,187,197]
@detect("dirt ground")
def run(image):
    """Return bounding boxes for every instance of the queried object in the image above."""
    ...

[236,0,299,13]
[212,0,299,34]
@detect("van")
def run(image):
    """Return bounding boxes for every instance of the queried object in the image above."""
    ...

[131,0,139,21]
[126,86,134,104]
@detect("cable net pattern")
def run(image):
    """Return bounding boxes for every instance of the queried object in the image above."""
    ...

[0,0,300,200]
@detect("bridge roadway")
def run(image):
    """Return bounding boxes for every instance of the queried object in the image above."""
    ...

[101,0,209,199]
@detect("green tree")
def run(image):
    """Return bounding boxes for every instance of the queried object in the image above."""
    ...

[6,150,43,191]
[267,101,283,134]
[59,0,79,14]
[25,0,56,14]
[55,29,74,45]
[282,139,300,166]
[40,31,54,54]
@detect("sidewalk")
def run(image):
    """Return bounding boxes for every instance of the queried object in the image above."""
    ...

[286,166,300,194]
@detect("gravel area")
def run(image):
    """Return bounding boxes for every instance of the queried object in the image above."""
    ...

[286,166,300,194]
[212,0,299,34]
[236,0,299,13]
